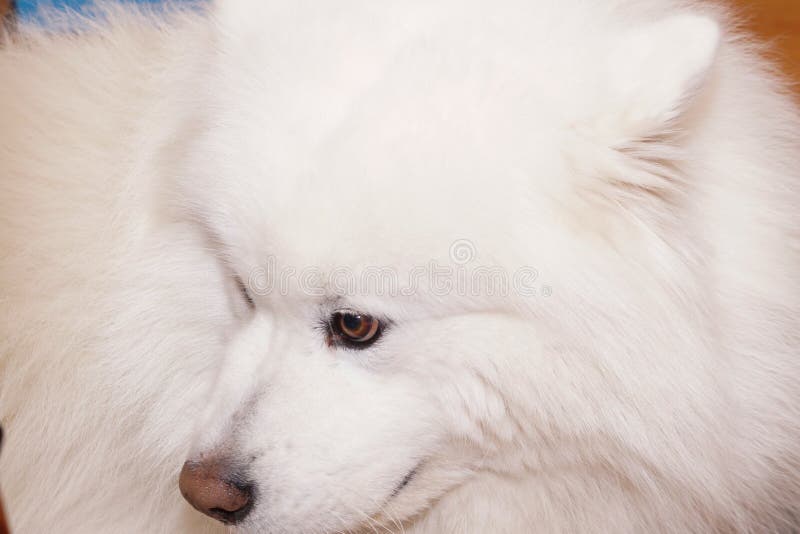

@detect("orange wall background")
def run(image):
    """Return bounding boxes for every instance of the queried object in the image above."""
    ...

[733,0,800,81]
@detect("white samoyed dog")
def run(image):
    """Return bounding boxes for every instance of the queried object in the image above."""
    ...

[0,0,798,532]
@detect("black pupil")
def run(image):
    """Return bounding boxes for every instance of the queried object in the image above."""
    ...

[342,314,362,332]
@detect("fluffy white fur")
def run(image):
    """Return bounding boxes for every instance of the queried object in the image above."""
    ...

[1,1,799,532]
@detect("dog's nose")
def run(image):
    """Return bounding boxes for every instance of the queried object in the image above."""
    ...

[179,459,254,525]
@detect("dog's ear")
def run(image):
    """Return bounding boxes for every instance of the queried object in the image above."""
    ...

[600,14,721,136]
[574,15,721,205]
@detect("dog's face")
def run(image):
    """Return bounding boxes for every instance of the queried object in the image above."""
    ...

[175,1,722,532]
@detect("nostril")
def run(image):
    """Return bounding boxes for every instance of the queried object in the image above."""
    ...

[208,497,254,525]
[207,496,254,526]
[179,459,255,525]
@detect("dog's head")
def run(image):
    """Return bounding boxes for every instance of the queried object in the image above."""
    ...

[175,1,723,531]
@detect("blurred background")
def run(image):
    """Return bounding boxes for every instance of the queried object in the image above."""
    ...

[0,0,798,81]
[739,0,800,80]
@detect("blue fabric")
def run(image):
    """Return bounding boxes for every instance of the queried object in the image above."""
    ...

[16,0,171,19]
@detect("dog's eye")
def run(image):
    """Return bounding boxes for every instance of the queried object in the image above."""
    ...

[329,312,382,348]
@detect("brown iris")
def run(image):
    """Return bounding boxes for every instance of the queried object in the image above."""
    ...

[330,311,382,347]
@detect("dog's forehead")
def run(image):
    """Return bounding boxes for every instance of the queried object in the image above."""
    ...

[210,0,586,158]
[213,83,568,277]
[205,1,589,273]
[245,119,562,269]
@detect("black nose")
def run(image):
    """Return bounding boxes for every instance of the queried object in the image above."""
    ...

[179,458,255,525]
